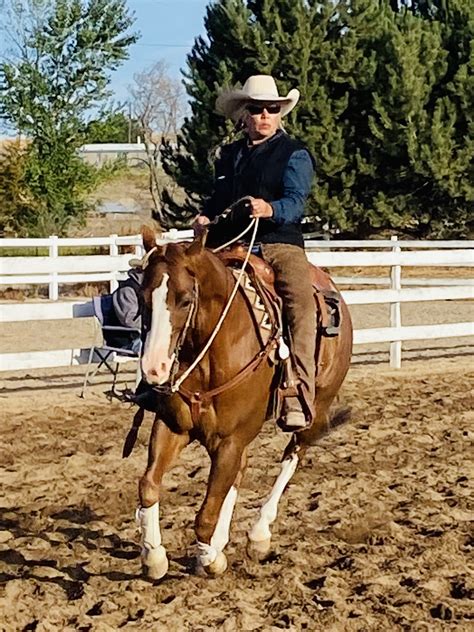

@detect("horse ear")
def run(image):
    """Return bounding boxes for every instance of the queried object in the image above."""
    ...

[187,229,208,257]
[142,225,157,252]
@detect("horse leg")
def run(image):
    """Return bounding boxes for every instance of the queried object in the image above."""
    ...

[247,399,349,561]
[195,439,246,576]
[247,450,299,561]
[137,419,189,580]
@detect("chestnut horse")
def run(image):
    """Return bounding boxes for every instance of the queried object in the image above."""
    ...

[135,226,352,579]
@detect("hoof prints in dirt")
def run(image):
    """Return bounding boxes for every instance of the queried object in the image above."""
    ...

[1,360,473,631]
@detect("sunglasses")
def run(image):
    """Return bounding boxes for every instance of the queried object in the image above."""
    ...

[246,103,281,115]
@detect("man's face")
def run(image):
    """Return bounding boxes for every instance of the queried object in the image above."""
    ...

[243,102,282,142]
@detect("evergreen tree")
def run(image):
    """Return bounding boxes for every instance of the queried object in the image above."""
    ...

[162,0,473,237]
[366,0,474,237]
[0,0,138,236]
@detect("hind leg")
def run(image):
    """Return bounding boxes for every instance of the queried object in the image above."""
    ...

[247,407,332,560]
[137,419,189,580]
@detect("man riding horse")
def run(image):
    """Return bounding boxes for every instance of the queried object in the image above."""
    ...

[194,74,317,431]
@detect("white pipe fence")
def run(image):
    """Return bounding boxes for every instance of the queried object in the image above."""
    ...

[1,233,473,371]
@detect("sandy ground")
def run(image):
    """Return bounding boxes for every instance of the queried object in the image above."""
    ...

[0,357,473,631]
[1,285,473,631]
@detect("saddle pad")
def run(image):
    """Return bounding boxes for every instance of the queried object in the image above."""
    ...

[230,269,275,347]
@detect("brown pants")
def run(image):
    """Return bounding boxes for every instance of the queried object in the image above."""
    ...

[261,243,316,418]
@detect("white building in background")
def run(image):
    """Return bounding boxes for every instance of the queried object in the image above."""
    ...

[78,143,149,166]
[78,136,177,167]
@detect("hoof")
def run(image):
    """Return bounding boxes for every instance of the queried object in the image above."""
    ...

[246,537,272,562]
[142,545,169,580]
[202,551,228,576]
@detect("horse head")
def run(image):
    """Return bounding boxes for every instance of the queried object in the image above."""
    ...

[139,226,207,386]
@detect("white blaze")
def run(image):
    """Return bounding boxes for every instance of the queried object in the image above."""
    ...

[141,273,175,384]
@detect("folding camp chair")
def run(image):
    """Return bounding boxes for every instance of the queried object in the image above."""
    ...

[81,294,142,398]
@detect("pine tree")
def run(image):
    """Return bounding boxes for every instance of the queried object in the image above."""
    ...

[162,0,473,237]
[365,0,474,237]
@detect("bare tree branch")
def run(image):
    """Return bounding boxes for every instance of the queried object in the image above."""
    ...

[128,60,188,226]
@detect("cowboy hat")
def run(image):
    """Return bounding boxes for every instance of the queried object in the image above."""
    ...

[216,75,300,122]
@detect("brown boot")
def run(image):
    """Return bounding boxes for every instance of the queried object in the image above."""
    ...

[278,397,310,432]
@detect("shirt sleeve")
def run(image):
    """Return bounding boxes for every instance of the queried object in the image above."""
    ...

[270,150,315,225]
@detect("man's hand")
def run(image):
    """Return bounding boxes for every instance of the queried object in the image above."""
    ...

[249,197,273,219]
[193,214,210,235]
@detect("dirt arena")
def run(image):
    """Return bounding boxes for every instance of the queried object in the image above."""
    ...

[0,353,472,631]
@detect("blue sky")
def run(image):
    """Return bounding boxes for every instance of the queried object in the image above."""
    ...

[0,0,209,111]
[112,0,209,102]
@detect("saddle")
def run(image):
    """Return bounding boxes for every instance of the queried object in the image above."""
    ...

[216,245,342,342]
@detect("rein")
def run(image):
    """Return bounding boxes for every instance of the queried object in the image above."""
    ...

[136,208,277,422]
[171,217,259,392]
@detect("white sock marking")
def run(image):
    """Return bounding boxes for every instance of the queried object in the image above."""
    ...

[197,486,238,567]
[211,486,238,553]
[249,455,298,542]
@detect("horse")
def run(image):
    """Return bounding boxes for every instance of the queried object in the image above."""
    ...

[134,225,352,579]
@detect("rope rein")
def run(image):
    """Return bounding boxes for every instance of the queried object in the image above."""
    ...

[171,217,260,392]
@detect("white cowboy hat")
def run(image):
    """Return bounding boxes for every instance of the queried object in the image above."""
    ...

[216,74,300,122]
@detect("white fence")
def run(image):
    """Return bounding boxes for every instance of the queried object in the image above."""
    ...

[1,233,473,371]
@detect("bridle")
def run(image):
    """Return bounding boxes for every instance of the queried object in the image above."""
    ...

[134,204,280,420]
[143,277,199,397]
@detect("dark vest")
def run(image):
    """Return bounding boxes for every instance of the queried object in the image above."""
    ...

[206,131,313,248]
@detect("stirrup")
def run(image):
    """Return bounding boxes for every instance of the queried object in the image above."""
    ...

[277,398,311,432]
[277,411,311,433]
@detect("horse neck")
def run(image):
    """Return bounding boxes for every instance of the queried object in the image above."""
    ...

[191,250,248,344]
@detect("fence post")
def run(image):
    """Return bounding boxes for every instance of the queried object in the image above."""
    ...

[389,235,402,368]
[109,234,119,293]
[49,235,59,300]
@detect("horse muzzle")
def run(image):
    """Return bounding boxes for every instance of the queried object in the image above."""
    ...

[141,353,175,385]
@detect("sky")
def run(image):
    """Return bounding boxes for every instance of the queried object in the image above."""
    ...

[0,0,210,125]
[111,0,209,103]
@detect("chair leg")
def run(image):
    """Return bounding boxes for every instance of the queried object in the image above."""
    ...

[80,346,97,398]
[110,362,120,400]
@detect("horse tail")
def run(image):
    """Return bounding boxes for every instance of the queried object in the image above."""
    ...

[328,405,352,431]
[282,404,351,461]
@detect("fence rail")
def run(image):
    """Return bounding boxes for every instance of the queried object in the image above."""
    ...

[1,233,473,371]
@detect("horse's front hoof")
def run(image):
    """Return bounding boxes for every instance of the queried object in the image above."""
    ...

[142,545,169,580]
[246,537,272,562]
[202,551,228,576]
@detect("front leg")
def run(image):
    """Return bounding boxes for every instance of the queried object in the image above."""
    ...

[195,440,247,575]
[137,419,189,580]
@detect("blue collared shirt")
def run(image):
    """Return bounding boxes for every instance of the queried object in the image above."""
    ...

[270,149,314,224]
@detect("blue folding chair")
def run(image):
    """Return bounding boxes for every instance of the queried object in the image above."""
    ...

[81,295,142,398]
